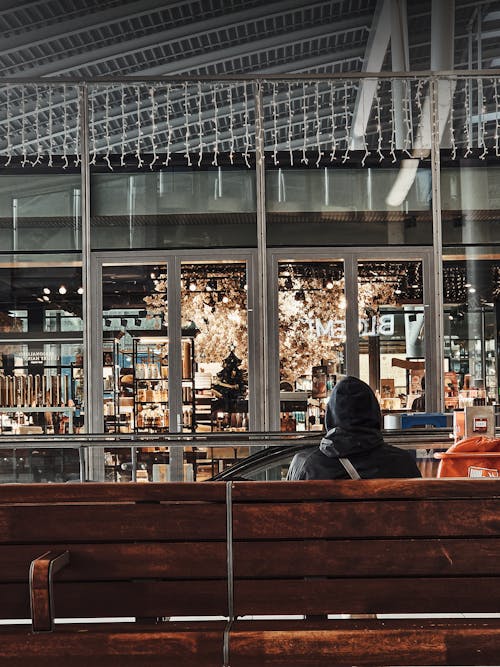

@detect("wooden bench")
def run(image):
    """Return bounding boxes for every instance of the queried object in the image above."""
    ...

[0,479,499,665]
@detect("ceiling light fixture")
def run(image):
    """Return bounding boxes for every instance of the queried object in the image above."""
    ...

[58,285,67,295]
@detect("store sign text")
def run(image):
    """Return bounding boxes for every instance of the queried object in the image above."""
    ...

[306,315,394,339]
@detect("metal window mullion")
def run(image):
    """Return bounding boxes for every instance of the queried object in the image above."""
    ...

[344,253,359,377]
[168,256,184,481]
[429,77,445,413]
[254,79,269,431]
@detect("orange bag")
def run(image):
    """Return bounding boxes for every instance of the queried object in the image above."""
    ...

[436,436,500,478]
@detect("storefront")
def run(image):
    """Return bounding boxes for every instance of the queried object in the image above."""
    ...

[0,75,499,454]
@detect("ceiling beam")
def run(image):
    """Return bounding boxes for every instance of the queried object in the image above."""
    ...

[4,0,346,77]
[350,0,392,149]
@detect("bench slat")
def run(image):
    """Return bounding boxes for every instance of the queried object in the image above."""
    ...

[0,504,226,542]
[0,621,226,666]
[1,542,226,580]
[234,577,500,615]
[229,618,500,666]
[231,478,500,501]
[1,581,229,619]
[0,482,226,504]
[232,499,500,538]
[234,538,500,577]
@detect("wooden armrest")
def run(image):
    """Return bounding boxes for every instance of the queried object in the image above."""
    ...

[29,550,70,632]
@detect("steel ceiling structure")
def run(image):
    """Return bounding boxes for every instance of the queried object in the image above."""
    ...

[0,0,498,81]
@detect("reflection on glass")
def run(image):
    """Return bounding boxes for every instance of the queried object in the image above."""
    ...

[181,262,249,433]
[102,264,169,434]
[278,261,345,431]
[0,175,81,251]
[358,261,424,413]
[91,170,257,250]
[0,258,84,435]
[443,253,499,409]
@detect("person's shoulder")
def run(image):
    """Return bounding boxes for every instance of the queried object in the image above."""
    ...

[287,447,318,479]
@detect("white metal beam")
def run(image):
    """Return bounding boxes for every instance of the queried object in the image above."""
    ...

[351,0,392,149]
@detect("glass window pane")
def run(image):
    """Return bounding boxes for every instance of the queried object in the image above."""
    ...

[0,174,81,251]
[443,249,499,410]
[0,255,83,435]
[102,264,169,434]
[278,260,345,431]
[266,166,432,246]
[181,262,249,432]
[91,169,257,250]
[358,260,424,413]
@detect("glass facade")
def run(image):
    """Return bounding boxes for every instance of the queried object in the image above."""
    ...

[0,75,499,481]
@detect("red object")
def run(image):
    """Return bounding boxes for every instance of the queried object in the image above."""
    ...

[436,436,500,478]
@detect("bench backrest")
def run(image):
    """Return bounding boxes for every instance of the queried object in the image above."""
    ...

[230,478,500,616]
[0,483,228,625]
[0,479,499,626]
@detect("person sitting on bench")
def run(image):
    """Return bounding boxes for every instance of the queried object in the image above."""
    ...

[288,375,421,480]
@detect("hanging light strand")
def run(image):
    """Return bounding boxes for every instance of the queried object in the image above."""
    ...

[272,81,279,166]
[30,86,42,166]
[228,84,235,165]
[463,78,472,157]
[329,82,337,162]
[104,87,113,170]
[449,79,457,161]
[479,80,488,159]
[301,81,309,164]
[315,82,323,167]
[74,84,81,167]
[149,85,158,169]
[135,85,144,168]
[89,87,97,166]
[183,81,192,166]
[47,86,53,167]
[342,80,350,163]
[212,84,219,167]
[403,79,413,156]
[197,81,204,167]
[375,80,384,162]
[388,80,396,163]
[164,84,172,167]
[360,80,370,167]
[120,84,127,166]
[243,83,251,168]
[61,84,69,169]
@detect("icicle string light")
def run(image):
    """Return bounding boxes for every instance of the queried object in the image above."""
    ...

[228,84,235,165]
[243,82,251,168]
[62,84,69,169]
[272,81,279,166]
[301,82,308,164]
[31,86,43,166]
[197,81,204,167]
[149,85,158,169]
[184,82,192,166]
[388,80,396,163]
[135,86,144,168]
[212,84,219,167]
[342,81,350,163]
[164,84,172,167]
[329,82,336,161]
[120,84,127,166]
[375,80,384,162]
[464,78,472,157]
[315,82,323,167]
[104,87,113,171]
[288,82,294,166]
[1,75,498,168]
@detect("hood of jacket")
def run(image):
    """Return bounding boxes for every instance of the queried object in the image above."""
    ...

[320,376,384,457]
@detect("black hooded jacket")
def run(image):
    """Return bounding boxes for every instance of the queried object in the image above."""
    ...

[287,376,421,480]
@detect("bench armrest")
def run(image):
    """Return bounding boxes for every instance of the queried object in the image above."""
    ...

[29,550,70,632]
